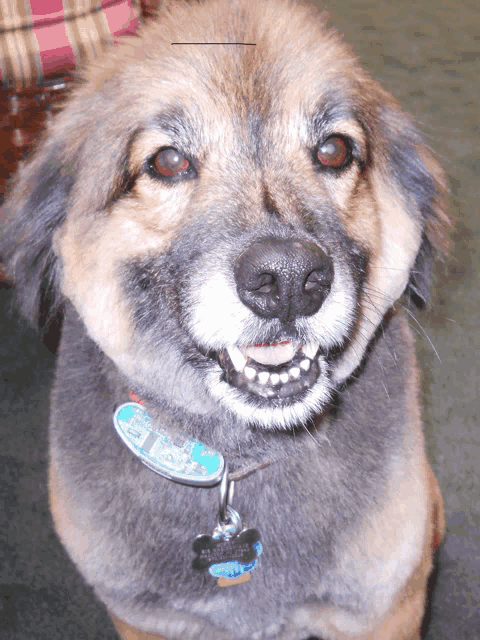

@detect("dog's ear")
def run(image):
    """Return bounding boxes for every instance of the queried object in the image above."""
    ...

[1,142,74,328]
[1,77,133,329]
[378,105,451,307]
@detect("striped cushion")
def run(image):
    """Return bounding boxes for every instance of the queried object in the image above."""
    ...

[0,0,140,89]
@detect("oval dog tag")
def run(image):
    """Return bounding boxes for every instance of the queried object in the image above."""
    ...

[113,403,224,486]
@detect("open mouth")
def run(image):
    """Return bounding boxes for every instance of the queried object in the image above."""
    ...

[216,342,322,400]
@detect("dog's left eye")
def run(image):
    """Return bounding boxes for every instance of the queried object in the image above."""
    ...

[151,147,191,177]
[316,136,351,169]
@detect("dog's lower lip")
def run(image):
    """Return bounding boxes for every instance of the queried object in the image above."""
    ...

[216,343,322,400]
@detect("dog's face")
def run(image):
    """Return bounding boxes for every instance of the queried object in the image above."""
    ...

[3,0,449,430]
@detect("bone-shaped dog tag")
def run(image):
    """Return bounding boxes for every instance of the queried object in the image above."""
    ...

[192,467,263,586]
[193,523,262,586]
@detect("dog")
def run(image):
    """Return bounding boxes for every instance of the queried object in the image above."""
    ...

[1,0,450,638]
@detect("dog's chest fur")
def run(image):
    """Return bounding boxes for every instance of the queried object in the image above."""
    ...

[50,306,423,638]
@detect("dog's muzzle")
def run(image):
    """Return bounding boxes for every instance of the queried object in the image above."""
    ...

[216,237,333,401]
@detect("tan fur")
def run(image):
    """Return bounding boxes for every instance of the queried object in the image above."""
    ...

[111,613,167,640]
[49,452,103,575]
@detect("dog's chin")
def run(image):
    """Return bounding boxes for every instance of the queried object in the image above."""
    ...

[202,342,333,429]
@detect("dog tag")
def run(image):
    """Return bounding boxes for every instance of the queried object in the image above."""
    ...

[113,402,224,486]
[192,467,263,586]
[193,521,263,586]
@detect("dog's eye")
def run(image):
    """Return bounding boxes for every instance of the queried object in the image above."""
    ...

[316,136,351,169]
[151,148,191,177]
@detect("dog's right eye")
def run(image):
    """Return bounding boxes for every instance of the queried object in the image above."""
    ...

[316,136,352,170]
[150,147,192,178]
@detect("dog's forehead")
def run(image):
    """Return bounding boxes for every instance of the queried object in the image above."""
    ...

[102,0,366,128]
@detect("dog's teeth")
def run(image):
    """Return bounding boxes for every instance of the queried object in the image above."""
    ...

[270,373,280,385]
[289,366,301,379]
[227,346,247,372]
[300,359,311,371]
[258,371,270,385]
[229,341,319,388]
[301,343,318,359]
[244,366,256,380]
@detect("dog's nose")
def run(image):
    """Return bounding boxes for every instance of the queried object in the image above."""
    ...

[234,237,334,323]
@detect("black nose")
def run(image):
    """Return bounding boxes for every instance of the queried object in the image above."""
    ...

[234,237,334,323]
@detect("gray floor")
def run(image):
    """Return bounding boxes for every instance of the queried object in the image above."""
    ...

[1,0,479,638]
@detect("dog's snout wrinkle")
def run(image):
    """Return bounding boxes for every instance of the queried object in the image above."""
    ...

[234,237,334,323]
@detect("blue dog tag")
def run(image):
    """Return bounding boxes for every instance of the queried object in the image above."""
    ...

[113,403,224,486]
[193,525,263,587]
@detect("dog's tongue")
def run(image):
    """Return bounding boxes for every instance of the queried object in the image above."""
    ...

[242,342,296,366]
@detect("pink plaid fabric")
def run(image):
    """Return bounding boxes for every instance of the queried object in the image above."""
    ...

[0,0,140,89]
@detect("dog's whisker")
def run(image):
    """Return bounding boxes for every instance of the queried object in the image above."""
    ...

[402,306,442,364]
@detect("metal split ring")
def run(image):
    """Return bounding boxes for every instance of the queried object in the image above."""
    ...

[216,463,242,538]
[218,462,235,523]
